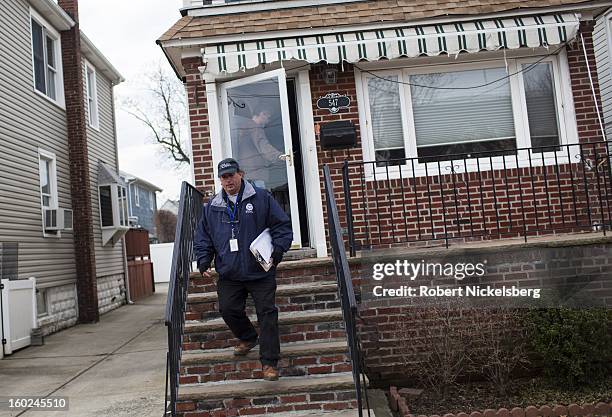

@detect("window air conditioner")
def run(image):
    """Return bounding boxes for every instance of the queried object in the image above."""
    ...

[44,208,74,231]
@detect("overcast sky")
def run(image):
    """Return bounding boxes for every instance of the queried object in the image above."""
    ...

[78,0,188,206]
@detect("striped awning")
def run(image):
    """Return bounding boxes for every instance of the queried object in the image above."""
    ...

[202,13,579,76]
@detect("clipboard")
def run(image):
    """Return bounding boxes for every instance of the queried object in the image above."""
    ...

[249,228,274,272]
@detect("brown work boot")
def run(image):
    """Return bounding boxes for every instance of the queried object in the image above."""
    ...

[233,339,258,356]
[262,365,279,381]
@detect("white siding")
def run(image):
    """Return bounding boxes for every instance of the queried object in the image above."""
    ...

[0,0,77,288]
[594,9,612,140]
[83,62,125,277]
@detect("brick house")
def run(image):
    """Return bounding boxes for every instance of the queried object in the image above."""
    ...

[0,0,129,344]
[159,0,611,257]
[158,1,612,413]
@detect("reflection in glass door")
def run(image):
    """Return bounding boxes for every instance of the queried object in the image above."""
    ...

[221,69,302,247]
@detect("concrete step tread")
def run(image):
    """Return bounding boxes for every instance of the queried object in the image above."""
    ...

[270,410,375,417]
[182,339,348,365]
[189,256,335,279]
[188,282,338,303]
[178,372,356,401]
[185,308,344,333]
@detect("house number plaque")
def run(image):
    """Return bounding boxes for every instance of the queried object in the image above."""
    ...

[317,93,350,114]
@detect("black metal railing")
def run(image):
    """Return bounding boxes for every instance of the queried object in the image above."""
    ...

[164,182,205,417]
[339,141,612,256]
[323,165,371,417]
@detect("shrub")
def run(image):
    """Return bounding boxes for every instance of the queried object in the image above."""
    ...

[524,308,612,387]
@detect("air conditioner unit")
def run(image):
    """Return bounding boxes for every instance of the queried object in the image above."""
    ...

[44,208,73,231]
[128,216,139,227]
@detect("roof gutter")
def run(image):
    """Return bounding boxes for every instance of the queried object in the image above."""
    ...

[157,39,186,82]
[181,0,366,17]
[28,0,75,30]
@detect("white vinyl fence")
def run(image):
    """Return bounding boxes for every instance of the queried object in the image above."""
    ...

[1,277,37,357]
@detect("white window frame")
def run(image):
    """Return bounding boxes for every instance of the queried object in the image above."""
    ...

[38,149,60,238]
[134,183,140,207]
[85,62,100,130]
[30,8,65,108]
[99,184,130,229]
[355,49,579,180]
[149,190,155,211]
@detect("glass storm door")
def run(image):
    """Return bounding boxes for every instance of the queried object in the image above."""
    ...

[220,69,302,248]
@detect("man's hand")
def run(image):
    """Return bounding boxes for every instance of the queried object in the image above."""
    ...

[271,249,284,267]
[201,268,213,278]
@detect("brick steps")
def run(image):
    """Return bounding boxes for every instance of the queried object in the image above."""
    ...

[179,372,357,401]
[188,257,339,293]
[185,309,344,333]
[180,339,351,383]
[176,373,360,416]
[188,282,338,303]
[186,281,341,320]
[182,339,348,365]
[176,255,365,416]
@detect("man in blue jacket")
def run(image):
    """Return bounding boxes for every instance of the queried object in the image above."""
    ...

[194,158,293,381]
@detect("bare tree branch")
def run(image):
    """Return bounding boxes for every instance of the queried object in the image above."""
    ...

[122,65,190,166]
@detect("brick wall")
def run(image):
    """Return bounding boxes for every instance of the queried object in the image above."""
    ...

[354,241,612,384]
[317,21,609,251]
[186,22,608,250]
[58,0,99,323]
[183,57,216,196]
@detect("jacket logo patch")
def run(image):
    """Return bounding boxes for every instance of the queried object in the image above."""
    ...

[245,203,254,213]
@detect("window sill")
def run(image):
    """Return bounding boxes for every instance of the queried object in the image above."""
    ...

[33,87,65,111]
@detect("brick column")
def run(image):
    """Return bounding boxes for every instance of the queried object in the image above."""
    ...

[58,0,99,323]
[183,57,216,195]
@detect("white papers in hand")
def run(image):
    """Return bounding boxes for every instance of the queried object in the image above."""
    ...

[249,228,274,272]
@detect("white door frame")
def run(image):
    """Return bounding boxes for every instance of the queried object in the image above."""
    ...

[294,70,328,257]
[219,68,303,248]
[203,68,328,257]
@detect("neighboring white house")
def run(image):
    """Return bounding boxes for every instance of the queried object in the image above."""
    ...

[0,0,127,344]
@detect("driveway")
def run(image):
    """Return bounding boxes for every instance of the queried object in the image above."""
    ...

[0,285,168,417]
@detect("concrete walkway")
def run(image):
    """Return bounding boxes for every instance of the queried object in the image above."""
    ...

[0,285,168,417]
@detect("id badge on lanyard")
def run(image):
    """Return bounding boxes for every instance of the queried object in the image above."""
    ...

[226,195,240,252]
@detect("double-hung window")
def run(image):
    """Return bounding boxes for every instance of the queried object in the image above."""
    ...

[30,11,63,105]
[134,184,140,207]
[85,63,99,129]
[39,149,59,237]
[359,52,575,174]
[39,150,57,209]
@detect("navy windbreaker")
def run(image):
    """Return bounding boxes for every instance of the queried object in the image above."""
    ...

[193,180,293,281]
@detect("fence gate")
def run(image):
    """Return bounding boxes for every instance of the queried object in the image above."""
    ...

[125,229,155,301]
[1,277,37,355]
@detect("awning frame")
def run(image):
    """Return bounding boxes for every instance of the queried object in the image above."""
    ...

[201,13,581,76]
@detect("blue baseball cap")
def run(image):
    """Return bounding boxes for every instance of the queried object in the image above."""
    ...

[218,158,240,177]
